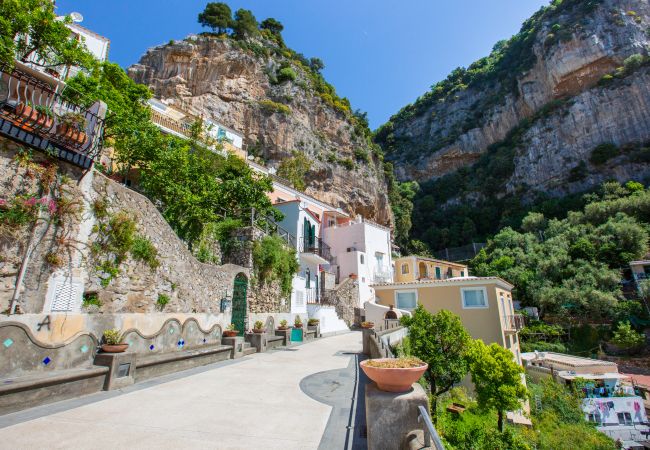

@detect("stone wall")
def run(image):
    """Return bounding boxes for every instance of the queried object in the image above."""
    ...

[1,138,248,314]
[89,175,247,314]
[323,278,359,326]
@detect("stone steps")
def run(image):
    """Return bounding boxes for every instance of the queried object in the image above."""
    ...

[243,342,257,356]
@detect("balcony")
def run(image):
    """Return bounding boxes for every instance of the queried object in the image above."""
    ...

[0,65,105,169]
[373,268,393,283]
[504,314,525,332]
[299,237,333,264]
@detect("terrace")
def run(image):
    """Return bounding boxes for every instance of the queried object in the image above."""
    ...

[0,63,106,169]
[299,236,333,264]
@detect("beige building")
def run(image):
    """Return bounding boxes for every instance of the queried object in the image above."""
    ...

[371,277,523,362]
[394,256,468,283]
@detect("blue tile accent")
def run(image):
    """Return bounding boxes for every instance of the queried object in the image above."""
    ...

[80,344,89,353]
[149,344,155,350]
[203,338,207,343]
[3,338,13,348]
[42,356,51,365]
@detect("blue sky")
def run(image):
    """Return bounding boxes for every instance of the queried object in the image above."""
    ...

[55,0,548,129]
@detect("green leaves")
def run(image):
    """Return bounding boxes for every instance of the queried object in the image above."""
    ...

[252,235,299,297]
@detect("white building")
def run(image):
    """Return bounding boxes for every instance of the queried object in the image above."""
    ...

[522,352,649,447]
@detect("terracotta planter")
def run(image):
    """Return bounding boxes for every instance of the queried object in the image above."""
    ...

[253,328,266,334]
[56,123,87,146]
[101,343,129,353]
[16,103,39,123]
[223,330,239,337]
[361,322,374,329]
[277,326,289,331]
[294,324,303,329]
[360,359,428,393]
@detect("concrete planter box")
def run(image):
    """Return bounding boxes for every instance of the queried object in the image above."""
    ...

[94,352,136,390]
[222,336,245,359]
[275,328,292,346]
[308,324,320,338]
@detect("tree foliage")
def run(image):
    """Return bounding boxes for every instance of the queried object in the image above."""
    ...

[253,235,299,297]
[471,182,650,320]
[400,307,472,417]
[260,18,283,36]
[232,8,259,39]
[0,0,95,69]
[198,2,233,34]
[467,340,527,432]
[277,151,311,191]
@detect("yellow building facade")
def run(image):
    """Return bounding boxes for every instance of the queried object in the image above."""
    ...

[394,256,468,283]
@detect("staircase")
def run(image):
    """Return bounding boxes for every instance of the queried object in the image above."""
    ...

[242,341,257,356]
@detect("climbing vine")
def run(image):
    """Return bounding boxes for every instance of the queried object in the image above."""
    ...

[252,235,299,297]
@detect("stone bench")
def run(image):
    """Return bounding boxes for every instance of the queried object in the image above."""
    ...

[0,366,109,415]
[305,330,317,341]
[134,344,232,382]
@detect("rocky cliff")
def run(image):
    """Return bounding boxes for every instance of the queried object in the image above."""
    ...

[128,35,391,225]
[377,0,650,197]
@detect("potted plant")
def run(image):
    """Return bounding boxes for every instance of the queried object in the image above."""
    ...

[349,273,358,280]
[57,111,87,145]
[16,101,40,123]
[277,319,289,330]
[35,105,54,128]
[253,320,265,334]
[101,328,128,353]
[361,321,374,329]
[223,323,238,337]
[360,357,428,393]
[294,315,303,328]
[308,318,320,327]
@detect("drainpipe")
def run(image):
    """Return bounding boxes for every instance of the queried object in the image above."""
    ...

[9,199,46,315]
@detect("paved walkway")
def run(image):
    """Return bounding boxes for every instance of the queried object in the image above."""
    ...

[0,332,366,450]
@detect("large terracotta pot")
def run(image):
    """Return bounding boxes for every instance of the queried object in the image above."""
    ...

[101,343,129,353]
[16,103,39,122]
[223,330,239,337]
[360,358,428,393]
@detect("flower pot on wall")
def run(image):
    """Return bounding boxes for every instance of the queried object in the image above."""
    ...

[223,330,239,337]
[253,328,266,334]
[16,103,39,123]
[101,343,129,353]
[360,359,428,393]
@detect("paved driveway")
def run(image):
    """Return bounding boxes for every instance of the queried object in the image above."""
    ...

[0,332,364,450]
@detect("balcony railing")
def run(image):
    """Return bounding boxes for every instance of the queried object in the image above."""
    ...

[504,314,525,331]
[0,65,105,169]
[299,237,333,263]
[373,268,392,283]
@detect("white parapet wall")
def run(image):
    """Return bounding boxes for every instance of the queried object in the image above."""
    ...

[307,304,349,335]
[363,300,411,330]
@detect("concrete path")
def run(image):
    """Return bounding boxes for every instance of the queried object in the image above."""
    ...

[0,332,365,450]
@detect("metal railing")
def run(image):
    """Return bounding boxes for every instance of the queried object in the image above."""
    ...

[299,236,333,263]
[504,314,526,331]
[0,65,105,169]
[418,405,446,449]
[373,267,392,283]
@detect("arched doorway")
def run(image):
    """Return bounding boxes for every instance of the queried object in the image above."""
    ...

[418,262,428,279]
[232,273,248,336]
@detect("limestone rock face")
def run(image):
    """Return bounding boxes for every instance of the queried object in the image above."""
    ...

[380,0,650,197]
[128,37,392,226]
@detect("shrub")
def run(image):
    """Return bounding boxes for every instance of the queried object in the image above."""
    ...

[340,157,355,171]
[277,67,297,83]
[82,292,101,308]
[294,315,302,326]
[252,235,299,297]
[131,235,160,269]
[45,251,63,267]
[258,100,291,115]
[157,293,170,310]
[568,161,588,181]
[611,321,645,349]
[307,318,319,326]
[590,143,620,165]
[196,218,243,262]
[354,148,370,163]
[277,151,311,190]
[253,320,264,330]
[520,341,567,353]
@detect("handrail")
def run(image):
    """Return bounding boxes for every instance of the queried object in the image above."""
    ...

[418,405,446,450]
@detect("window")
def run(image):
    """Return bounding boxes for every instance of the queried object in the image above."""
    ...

[588,413,602,424]
[360,254,365,264]
[395,290,417,310]
[617,412,632,425]
[461,287,488,309]
[401,264,409,275]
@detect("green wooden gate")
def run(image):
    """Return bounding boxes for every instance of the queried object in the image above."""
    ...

[232,273,248,336]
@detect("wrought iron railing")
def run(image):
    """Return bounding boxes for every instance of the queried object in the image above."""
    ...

[299,236,332,263]
[0,65,105,168]
[505,314,526,331]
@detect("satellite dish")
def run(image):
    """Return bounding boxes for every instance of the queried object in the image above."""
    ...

[70,12,84,23]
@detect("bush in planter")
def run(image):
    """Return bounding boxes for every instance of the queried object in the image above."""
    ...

[294,315,303,328]
[223,323,238,337]
[253,320,264,331]
[308,318,319,326]
[278,319,288,329]
[102,328,123,345]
